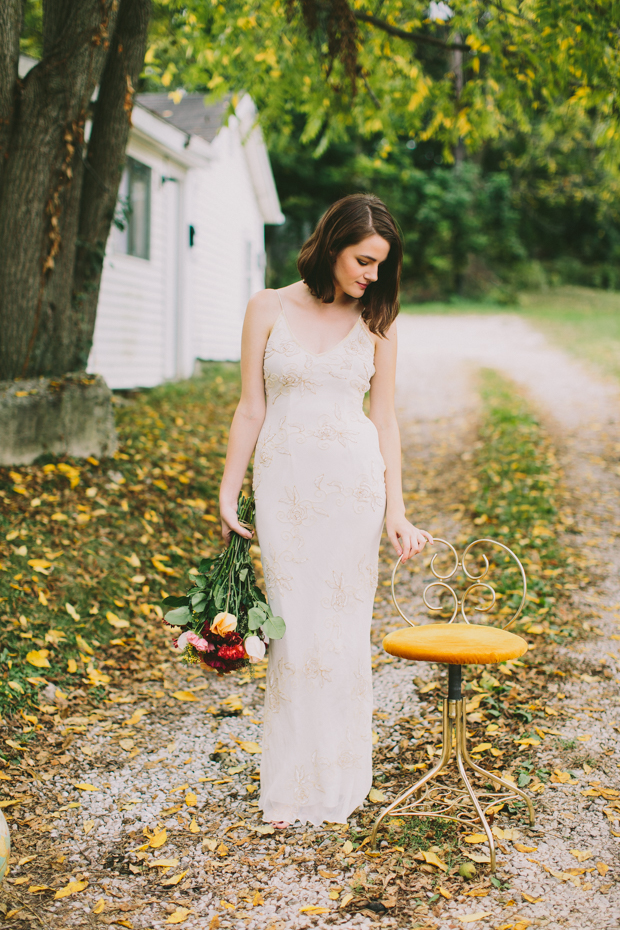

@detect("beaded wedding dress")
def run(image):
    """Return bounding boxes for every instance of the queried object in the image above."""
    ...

[253,292,386,825]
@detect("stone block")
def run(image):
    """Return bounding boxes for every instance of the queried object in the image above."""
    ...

[0,372,118,465]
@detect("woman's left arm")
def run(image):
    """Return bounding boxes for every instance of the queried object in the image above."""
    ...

[368,319,433,562]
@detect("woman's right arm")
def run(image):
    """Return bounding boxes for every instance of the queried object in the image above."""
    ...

[219,290,278,542]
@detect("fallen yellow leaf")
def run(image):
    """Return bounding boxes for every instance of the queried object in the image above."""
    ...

[438,886,452,899]
[55,880,88,899]
[463,833,487,844]
[161,870,188,886]
[514,843,537,853]
[570,849,593,862]
[300,906,330,914]
[166,907,193,924]
[342,840,353,855]
[28,559,52,574]
[470,743,492,754]
[340,893,354,908]
[522,893,543,903]
[125,708,148,726]
[65,603,80,621]
[67,658,78,674]
[28,885,51,893]
[149,828,167,849]
[597,862,609,876]
[172,691,199,702]
[26,649,50,669]
[93,898,105,914]
[217,843,229,857]
[106,611,130,629]
[74,783,99,792]
[421,850,448,871]
[149,858,179,869]
[83,820,95,835]
[185,792,197,807]
[203,838,217,851]
[189,818,200,834]
[75,634,93,655]
[368,788,386,803]
[457,913,493,924]
[238,740,261,754]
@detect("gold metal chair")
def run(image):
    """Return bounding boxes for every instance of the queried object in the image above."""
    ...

[370,538,535,871]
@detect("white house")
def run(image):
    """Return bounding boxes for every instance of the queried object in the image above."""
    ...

[88,92,284,389]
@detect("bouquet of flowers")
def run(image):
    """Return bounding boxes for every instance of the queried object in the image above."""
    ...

[162,493,285,673]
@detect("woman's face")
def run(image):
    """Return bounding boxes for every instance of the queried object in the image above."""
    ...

[332,233,391,300]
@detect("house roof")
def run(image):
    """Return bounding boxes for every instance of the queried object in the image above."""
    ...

[137,93,284,225]
[136,93,229,143]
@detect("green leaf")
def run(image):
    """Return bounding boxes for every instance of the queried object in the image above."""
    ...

[194,575,207,590]
[261,614,286,639]
[162,595,189,608]
[248,605,267,631]
[239,567,248,582]
[199,557,216,573]
[213,586,226,609]
[191,592,207,610]
[164,606,192,626]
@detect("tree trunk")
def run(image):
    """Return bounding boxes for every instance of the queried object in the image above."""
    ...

[0,0,150,382]
[72,0,151,371]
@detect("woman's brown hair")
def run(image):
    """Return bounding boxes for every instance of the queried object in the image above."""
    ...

[297,193,402,337]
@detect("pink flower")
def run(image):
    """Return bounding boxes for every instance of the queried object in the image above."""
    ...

[186,631,213,652]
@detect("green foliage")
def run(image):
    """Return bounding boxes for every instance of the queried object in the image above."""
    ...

[468,369,581,637]
[142,2,620,194]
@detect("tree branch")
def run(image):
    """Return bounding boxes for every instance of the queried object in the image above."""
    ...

[71,0,151,370]
[354,12,470,52]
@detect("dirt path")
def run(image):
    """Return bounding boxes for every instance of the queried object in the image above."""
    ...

[3,314,620,930]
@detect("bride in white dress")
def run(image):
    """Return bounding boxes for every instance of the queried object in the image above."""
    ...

[219,194,432,828]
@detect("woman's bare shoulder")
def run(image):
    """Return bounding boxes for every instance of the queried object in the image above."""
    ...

[245,288,282,335]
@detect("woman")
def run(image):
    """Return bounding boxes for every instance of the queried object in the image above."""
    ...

[219,193,433,828]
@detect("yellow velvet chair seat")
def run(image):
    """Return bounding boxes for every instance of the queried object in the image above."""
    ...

[383,623,528,665]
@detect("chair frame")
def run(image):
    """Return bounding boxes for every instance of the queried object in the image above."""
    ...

[370,538,535,871]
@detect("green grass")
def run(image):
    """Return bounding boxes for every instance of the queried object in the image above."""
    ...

[463,369,581,638]
[401,285,620,383]
[0,362,244,723]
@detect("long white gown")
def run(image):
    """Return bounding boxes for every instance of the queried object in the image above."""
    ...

[253,292,386,826]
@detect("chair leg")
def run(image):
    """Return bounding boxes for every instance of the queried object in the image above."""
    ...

[370,666,535,871]
[455,700,497,870]
[458,701,535,826]
[370,699,453,849]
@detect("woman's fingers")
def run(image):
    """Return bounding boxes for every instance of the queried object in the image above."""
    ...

[220,515,254,541]
[388,528,402,557]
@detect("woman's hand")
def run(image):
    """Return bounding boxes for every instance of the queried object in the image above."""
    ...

[386,513,433,562]
[220,501,254,545]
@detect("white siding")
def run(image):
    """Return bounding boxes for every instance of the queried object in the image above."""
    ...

[89,139,188,389]
[187,117,266,363]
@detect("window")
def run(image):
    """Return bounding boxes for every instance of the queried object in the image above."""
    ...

[115,157,151,259]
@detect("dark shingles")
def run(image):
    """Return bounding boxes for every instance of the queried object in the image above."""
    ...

[136,93,229,143]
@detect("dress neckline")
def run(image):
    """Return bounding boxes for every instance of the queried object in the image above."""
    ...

[276,290,363,358]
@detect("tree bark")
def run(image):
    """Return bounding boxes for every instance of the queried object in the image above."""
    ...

[72,0,151,371]
[0,0,150,382]
[0,1,22,187]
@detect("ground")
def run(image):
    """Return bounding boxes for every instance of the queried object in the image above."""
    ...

[1,304,620,929]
